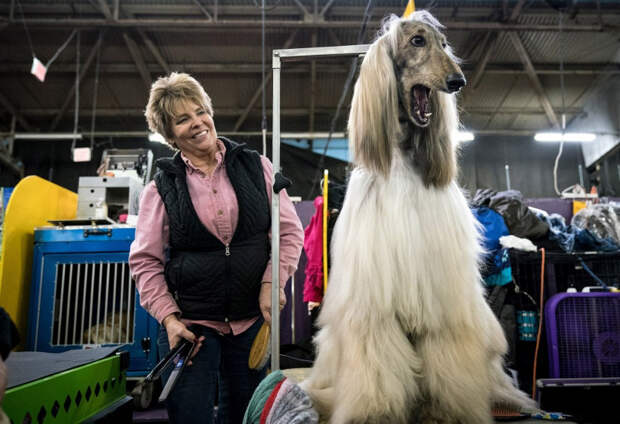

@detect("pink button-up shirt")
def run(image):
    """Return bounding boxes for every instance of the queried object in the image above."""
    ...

[129,140,304,335]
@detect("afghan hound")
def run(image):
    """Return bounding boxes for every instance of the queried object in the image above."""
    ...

[300,11,535,424]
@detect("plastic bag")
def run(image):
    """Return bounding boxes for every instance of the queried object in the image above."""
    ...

[571,204,620,245]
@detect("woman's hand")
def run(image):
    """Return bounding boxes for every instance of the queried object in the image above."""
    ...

[259,282,286,324]
[162,314,205,363]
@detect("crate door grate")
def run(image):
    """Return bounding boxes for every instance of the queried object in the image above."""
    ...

[52,261,135,346]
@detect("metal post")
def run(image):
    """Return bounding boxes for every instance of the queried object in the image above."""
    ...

[271,51,281,371]
[578,164,585,188]
[505,164,511,190]
[269,43,369,371]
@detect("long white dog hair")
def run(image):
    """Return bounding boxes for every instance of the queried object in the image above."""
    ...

[301,11,535,424]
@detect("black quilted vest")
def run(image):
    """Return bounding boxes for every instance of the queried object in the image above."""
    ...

[154,138,271,321]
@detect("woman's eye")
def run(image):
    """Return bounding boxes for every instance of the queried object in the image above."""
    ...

[410,35,426,47]
[176,118,186,125]
[197,110,205,115]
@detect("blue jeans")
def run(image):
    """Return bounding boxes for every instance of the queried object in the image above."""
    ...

[157,318,267,424]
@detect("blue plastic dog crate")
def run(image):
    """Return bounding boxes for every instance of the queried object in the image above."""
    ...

[26,224,159,377]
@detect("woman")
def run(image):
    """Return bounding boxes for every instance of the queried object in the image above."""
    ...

[129,72,304,424]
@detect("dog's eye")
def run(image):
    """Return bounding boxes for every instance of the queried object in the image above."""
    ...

[410,35,426,47]
[442,42,447,49]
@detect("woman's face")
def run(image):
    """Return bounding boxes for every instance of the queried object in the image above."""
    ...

[170,100,218,157]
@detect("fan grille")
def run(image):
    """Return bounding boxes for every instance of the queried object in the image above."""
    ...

[554,295,620,378]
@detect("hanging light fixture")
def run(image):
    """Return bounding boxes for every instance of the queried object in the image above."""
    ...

[534,132,596,142]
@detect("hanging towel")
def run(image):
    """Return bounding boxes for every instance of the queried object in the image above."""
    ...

[243,370,286,424]
[303,196,325,304]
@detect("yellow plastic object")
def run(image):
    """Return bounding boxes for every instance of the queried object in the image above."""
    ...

[573,200,587,216]
[0,176,77,347]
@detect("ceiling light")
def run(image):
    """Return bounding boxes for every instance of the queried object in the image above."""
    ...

[534,132,596,143]
[72,147,92,162]
[14,133,82,140]
[148,132,167,144]
[457,131,474,142]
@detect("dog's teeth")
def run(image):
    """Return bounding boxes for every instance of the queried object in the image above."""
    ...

[425,112,432,118]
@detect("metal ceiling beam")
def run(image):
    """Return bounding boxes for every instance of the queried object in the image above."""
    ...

[292,0,311,20]
[509,0,527,21]
[326,28,341,46]
[4,18,608,31]
[137,29,171,75]
[191,0,213,21]
[4,63,615,76]
[0,128,563,139]
[320,0,336,18]
[96,0,114,20]
[508,31,560,128]
[467,0,527,92]
[122,32,152,90]
[0,91,34,131]
[20,106,583,118]
[49,31,106,131]
[309,30,317,134]
[8,3,618,20]
[0,150,23,178]
[232,30,299,132]
[468,32,496,90]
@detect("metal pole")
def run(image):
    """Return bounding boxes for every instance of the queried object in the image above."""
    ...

[271,51,281,371]
[505,164,511,190]
[578,164,585,188]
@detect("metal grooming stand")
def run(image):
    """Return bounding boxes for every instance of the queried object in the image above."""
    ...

[270,44,369,371]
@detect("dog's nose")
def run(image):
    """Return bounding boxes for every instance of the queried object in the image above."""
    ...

[446,73,466,93]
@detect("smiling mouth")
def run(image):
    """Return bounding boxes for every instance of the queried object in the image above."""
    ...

[192,130,208,139]
[410,85,432,127]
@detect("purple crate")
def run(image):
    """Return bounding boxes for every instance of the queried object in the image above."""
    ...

[545,292,620,378]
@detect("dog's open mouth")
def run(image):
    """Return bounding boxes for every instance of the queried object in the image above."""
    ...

[410,85,432,127]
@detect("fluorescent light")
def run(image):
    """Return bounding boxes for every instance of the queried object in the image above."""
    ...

[72,147,92,162]
[534,132,596,142]
[148,132,167,144]
[282,132,346,139]
[14,133,82,140]
[457,131,474,142]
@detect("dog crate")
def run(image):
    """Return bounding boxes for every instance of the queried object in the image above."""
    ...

[26,223,158,377]
[545,292,620,378]
[510,250,620,301]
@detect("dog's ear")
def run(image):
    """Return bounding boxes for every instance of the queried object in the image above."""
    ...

[422,91,458,187]
[348,36,401,177]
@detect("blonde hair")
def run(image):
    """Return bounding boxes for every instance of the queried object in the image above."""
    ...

[144,72,214,147]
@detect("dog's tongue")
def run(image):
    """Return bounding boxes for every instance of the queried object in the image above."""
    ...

[413,85,429,114]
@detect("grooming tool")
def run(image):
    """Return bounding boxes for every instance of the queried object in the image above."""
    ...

[249,322,271,370]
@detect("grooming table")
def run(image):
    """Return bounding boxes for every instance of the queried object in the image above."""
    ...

[281,368,578,424]
[3,347,133,423]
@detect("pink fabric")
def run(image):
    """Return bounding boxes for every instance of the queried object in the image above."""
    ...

[129,139,304,335]
[302,196,324,303]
